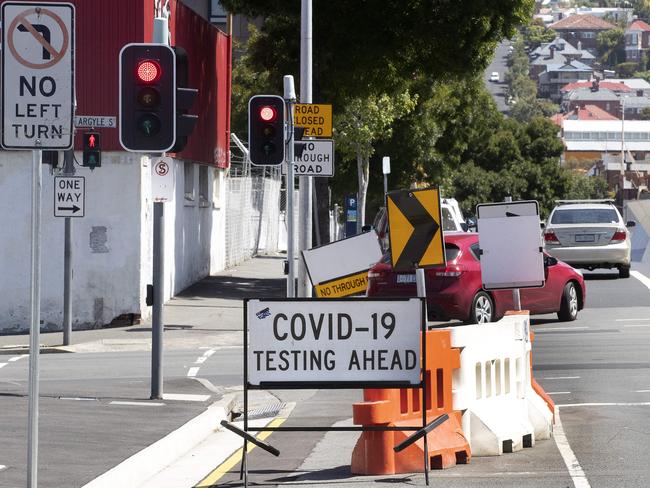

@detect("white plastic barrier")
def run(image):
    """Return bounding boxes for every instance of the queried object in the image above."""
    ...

[450,312,553,456]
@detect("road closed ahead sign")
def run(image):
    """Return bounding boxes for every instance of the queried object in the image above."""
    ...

[1,2,75,149]
[246,298,424,387]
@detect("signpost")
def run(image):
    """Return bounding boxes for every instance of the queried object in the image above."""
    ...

[386,187,445,271]
[152,157,175,202]
[1,4,75,487]
[74,115,116,129]
[293,103,332,137]
[282,139,334,177]
[54,176,84,217]
[2,2,75,150]
[302,231,382,297]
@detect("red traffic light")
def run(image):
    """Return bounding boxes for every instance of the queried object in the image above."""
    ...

[259,105,277,122]
[136,59,162,84]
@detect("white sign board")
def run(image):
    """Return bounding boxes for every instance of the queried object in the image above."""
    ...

[152,157,174,202]
[2,2,75,149]
[54,176,84,217]
[246,298,423,386]
[303,231,382,285]
[282,140,334,176]
[74,115,116,129]
[477,200,544,290]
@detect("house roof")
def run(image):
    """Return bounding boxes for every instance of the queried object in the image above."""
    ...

[626,19,650,32]
[546,60,593,73]
[606,78,650,90]
[551,104,619,126]
[550,14,616,31]
[561,81,632,93]
[621,96,650,109]
[566,87,620,101]
[531,52,568,66]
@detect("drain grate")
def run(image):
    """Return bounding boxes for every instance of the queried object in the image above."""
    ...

[246,402,285,420]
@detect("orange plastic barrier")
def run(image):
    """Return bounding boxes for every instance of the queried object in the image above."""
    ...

[350,329,471,475]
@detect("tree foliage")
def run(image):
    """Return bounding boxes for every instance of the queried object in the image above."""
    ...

[597,28,625,68]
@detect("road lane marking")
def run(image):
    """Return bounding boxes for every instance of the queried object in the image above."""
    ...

[59,397,98,401]
[634,390,650,393]
[622,324,650,328]
[9,354,28,362]
[616,318,650,322]
[195,356,207,364]
[0,465,6,471]
[0,363,6,369]
[163,393,210,402]
[187,367,200,377]
[554,410,591,488]
[631,270,650,290]
[542,376,580,380]
[558,402,650,407]
[534,327,589,332]
[195,417,286,488]
[110,401,165,407]
[548,391,571,395]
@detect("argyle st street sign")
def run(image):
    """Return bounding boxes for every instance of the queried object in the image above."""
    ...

[386,187,445,271]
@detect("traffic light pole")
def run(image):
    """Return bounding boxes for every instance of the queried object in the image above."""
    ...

[62,149,75,346]
[284,76,297,297]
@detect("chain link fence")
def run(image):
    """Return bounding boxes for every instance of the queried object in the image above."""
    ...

[224,137,283,268]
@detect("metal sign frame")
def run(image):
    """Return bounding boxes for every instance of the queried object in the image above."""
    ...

[239,296,433,486]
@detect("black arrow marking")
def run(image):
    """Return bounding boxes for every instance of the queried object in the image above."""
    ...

[58,205,80,213]
[390,191,439,271]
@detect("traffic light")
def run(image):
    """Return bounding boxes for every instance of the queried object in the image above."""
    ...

[248,95,285,166]
[83,132,101,169]
[170,46,198,153]
[119,43,176,152]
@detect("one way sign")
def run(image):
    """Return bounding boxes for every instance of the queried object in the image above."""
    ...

[54,176,85,217]
[386,187,445,271]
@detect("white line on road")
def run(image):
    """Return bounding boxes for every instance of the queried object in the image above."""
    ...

[542,376,580,380]
[558,402,650,407]
[622,324,650,328]
[163,393,211,402]
[195,356,207,364]
[187,367,200,377]
[634,390,650,393]
[534,327,589,332]
[616,318,650,322]
[203,349,216,358]
[554,410,591,488]
[59,397,98,401]
[547,391,571,395]
[0,363,6,369]
[9,354,28,362]
[110,401,165,407]
[0,465,6,471]
[631,270,650,290]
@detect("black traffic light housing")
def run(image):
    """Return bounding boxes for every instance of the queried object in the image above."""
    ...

[169,46,198,153]
[82,132,101,169]
[248,95,285,166]
[119,43,176,152]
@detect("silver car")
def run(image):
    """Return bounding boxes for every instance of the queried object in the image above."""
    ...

[543,200,635,278]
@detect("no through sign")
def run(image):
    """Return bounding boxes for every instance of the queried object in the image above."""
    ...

[1,2,75,149]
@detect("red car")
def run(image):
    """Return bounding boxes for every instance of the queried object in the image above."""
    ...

[367,232,586,324]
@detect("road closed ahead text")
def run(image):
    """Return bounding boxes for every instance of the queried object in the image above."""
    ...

[247,298,423,386]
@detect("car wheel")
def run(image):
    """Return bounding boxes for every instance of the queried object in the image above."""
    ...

[619,265,630,279]
[557,282,578,322]
[468,291,494,324]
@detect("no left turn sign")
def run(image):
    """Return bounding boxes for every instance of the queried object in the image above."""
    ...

[1,2,75,150]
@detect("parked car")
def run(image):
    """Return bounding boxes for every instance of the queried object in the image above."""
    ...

[367,233,585,324]
[489,71,500,82]
[543,200,635,278]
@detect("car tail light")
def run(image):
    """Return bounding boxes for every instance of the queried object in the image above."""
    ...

[544,231,560,244]
[610,229,627,244]
[368,270,385,279]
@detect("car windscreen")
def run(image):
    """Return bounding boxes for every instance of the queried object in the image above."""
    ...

[550,208,619,224]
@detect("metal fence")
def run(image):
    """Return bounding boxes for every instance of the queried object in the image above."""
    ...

[224,138,283,268]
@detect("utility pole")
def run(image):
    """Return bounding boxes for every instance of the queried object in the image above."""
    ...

[62,150,75,346]
[284,75,297,297]
[297,0,313,297]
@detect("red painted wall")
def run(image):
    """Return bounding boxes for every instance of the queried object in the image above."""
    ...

[2,0,231,167]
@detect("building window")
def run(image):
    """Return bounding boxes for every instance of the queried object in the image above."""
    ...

[581,32,595,39]
[199,165,210,207]
[184,162,195,202]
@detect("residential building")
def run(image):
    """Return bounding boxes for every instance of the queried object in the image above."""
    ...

[530,38,595,80]
[550,104,618,126]
[561,86,622,117]
[549,14,616,52]
[625,19,650,62]
[606,78,650,96]
[538,59,593,101]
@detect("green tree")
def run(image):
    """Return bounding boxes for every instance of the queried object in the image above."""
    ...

[521,19,556,49]
[334,91,417,230]
[597,28,625,68]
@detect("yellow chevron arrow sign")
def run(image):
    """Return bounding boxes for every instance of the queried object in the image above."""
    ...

[386,187,446,271]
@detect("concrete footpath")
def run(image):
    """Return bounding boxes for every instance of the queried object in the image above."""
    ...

[0,254,288,488]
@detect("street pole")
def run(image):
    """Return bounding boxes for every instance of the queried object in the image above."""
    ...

[62,149,75,346]
[27,148,42,488]
[298,0,313,297]
[150,15,168,400]
[505,196,521,311]
[382,156,390,196]
[284,75,297,297]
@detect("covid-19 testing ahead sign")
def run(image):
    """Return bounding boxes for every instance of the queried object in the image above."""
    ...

[245,298,424,387]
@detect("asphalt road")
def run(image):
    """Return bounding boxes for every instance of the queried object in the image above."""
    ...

[1,257,650,487]
[485,39,511,114]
